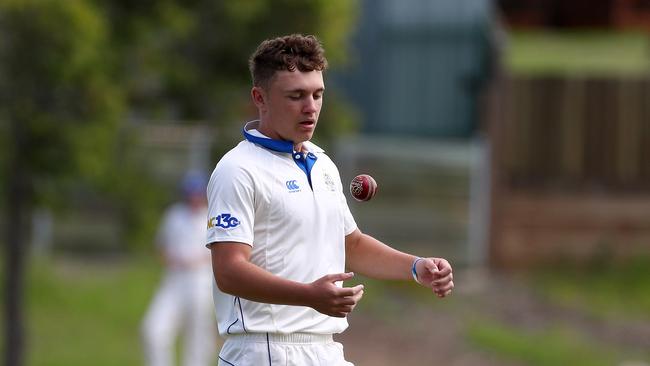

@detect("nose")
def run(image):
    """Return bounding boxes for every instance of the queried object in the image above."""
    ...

[302,96,318,114]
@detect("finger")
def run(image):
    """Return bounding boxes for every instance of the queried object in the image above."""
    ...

[337,284,364,297]
[350,284,364,294]
[433,273,453,285]
[434,279,454,290]
[344,304,357,313]
[328,304,355,317]
[436,288,453,298]
[337,297,357,306]
[326,272,355,283]
[338,289,364,304]
[337,304,355,313]
[433,266,452,278]
[433,258,452,272]
[333,292,364,313]
[433,281,454,293]
[339,298,362,312]
[350,289,364,303]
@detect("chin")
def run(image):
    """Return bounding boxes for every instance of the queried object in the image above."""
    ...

[295,133,314,143]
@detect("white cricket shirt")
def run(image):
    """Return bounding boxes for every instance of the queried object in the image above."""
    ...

[206,120,357,336]
[157,203,211,271]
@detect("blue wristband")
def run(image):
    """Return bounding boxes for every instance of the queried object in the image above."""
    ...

[411,257,424,284]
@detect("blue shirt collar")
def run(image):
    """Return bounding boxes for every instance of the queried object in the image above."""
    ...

[242,120,324,154]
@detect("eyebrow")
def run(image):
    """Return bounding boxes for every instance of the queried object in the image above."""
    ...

[284,87,325,94]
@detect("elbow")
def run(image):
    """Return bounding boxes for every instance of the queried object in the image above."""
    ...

[214,269,239,295]
[210,243,251,295]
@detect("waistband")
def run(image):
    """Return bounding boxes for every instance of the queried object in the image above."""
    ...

[225,332,333,344]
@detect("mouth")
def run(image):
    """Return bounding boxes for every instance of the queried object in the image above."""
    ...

[299,120,315,129]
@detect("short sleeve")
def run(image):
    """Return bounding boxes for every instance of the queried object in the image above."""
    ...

[205,161,255,247]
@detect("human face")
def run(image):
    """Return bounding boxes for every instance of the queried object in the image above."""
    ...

[252,70,324,151]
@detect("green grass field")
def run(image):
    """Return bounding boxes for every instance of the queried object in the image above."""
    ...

[8,256,161,366]
[466,259,650,365]
[2,255,650,365]
[467,322,619,366]
[532,258,650,322]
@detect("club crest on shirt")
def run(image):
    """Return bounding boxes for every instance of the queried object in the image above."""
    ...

[323,173,336,192]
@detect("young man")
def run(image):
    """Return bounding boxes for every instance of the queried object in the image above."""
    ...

[206,34,454,365]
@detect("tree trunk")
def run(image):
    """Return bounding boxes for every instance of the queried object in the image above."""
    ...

[3,119,29,366]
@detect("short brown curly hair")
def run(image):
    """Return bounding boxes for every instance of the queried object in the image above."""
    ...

[249,34,328,87]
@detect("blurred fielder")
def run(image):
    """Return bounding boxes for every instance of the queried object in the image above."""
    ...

[142,172,217,366]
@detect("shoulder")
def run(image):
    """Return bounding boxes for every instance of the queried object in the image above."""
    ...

[304,141,333,162]
[216,140,274,170]
[212,141,255,175]
[208,141,263,190]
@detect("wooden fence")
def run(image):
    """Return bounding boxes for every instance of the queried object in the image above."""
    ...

[500,76,650,193]
[488,76,650,268]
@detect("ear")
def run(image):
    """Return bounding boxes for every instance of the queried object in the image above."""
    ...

[251,86,266,109]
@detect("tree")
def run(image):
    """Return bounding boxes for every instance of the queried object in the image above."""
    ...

[0,1,123,364]
[98,0,360,144]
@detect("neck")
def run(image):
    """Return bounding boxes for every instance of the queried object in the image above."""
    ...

[256,120,279,141]
[256,119,307,153]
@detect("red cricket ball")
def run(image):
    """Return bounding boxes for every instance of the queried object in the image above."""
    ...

[350,174,378,202]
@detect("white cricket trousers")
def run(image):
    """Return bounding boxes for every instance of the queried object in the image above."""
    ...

[141,270,217,366]
[217,333,354,366]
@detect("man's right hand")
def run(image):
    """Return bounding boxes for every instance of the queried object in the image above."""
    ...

[307,272,364,318]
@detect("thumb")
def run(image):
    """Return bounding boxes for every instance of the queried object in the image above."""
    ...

[422,259,439,274]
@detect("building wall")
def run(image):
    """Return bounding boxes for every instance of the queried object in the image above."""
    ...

[337,0,495,138]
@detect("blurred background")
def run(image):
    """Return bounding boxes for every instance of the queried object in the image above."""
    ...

[1,0,649,365]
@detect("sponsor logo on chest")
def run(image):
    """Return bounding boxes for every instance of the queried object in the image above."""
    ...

[286,179,301,193]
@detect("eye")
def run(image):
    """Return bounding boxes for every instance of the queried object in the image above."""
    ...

[288,94,301,101]
[314,92,323,100]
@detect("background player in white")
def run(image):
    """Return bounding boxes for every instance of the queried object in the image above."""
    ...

[207,34,454,365]
[142,172,218,366]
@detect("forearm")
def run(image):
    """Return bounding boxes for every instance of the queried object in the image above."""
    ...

[212,247,312,306]
[345,230,416,280]
[211,241,366,317]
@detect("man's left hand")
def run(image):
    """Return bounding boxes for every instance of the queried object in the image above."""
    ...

[415,258,454,298]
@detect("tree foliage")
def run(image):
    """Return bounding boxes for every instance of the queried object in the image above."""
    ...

[0,1,124,364]
[0,0,124,205]
[0,0,360,253]
[99,0,360,139]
